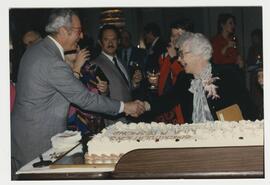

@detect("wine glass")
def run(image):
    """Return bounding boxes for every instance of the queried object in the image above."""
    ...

[147,68,160,90]
[256,54,262,65]
[230,33,237,48]
[130,62,142,88]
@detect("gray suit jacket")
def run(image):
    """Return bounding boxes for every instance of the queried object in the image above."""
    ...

[11,37,120,169]
[91,54,132,102]
[91,54,132,125]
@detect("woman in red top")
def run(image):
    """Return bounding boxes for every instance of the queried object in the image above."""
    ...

[211,13,243,67]
[155,19,193,124]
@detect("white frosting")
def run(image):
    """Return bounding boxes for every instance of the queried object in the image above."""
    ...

[86,120,264,163]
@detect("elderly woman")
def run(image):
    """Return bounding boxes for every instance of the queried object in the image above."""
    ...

[153,19,194,124]
[145,32,257,123]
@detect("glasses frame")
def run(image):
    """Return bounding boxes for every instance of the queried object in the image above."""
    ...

[71,26,82,35]
[177,49,191,60]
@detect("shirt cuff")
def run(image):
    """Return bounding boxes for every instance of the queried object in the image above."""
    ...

[119,101,124,113]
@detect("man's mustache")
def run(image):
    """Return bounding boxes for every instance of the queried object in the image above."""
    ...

[108,45,115,48]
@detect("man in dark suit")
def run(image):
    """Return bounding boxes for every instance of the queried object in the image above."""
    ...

[11,9,145,177]
[118,29,146,76]
[143,22,166,73]
[117,29,148,102]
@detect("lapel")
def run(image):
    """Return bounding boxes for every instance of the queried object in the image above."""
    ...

[100,53,131,87]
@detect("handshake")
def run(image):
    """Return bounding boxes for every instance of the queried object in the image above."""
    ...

[123,100,151,117]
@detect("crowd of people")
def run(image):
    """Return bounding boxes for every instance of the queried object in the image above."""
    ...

[10,9,263,178]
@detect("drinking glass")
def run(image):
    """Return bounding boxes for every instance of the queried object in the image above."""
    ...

[147,68,160,90]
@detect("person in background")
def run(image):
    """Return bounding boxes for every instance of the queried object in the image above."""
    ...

[253,65,263,120]
[154,19,193,124]
[10,30,42,85]
[143,22,166,74]
[118,29,146,77]
[22,30,42,48]
[247,29,263,67]
[65,48,109,135]
[91,24,140,126]
[246,29,263,104]
[11,9,145,177]
[211,13,244,68]
[78,31,100,60]
[144,32,257,123]
[142,22,166,118]
[118,29,147,101]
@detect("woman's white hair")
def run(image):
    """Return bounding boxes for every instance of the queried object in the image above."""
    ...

[45,9,76,34]
[175,32,212,61]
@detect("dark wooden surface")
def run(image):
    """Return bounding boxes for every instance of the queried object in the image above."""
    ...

[17,172,111,180]
[113,146,264,179]
[17,146,264,180]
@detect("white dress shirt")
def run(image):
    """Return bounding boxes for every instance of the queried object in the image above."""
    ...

[48,36,65,60]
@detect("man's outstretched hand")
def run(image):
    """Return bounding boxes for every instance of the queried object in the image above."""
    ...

[123,100,146,117]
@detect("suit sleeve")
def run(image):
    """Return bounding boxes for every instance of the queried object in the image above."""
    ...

[47,59,121,115]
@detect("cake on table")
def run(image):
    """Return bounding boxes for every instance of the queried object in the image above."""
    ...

[85,120,263,164]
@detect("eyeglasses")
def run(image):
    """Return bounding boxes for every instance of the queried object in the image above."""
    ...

[71,27,82,34]
[177,49,191,59]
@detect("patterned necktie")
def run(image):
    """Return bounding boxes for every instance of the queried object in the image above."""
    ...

[113,57,129,85]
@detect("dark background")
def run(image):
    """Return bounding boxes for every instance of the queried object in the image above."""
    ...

[9,7,262,58]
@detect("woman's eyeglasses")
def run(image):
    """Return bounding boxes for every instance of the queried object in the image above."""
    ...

[177,49,191,59]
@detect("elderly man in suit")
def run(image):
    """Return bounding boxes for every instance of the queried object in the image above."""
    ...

[11,9,145,176]
[91,25,139,126]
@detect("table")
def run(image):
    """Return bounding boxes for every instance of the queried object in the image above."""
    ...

[16,145,264,180]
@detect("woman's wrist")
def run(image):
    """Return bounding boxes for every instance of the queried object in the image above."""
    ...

[73,71,82,78]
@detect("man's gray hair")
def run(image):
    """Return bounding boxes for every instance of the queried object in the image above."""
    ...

[45,9,77,34]
[175,32,212,61]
